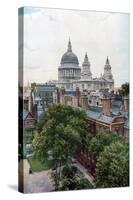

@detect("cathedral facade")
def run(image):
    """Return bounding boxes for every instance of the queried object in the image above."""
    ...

[57,39,114,92]
[58,39,81,91]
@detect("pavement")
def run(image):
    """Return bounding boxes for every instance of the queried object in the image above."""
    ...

[23,159,54,193]
[22,158,94,193]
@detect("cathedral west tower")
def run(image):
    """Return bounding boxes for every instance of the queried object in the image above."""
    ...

[81,52,92,80]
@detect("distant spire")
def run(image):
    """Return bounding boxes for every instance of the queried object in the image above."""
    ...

[67,37,72,52]
[84,52,88,62]
[106,56,109,64]
[83,52,89,65]
[81,52,92,79]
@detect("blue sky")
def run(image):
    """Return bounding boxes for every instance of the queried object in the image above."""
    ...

[22,7,130,87]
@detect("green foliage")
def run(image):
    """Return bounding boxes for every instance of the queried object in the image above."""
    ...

[28,156,54,172]
[33,104,88,189]
[89,131,124,161]
[36,114,45,133]
[59,165,94,191]
[119,82,129,97]
[95,140,129,188]
[33,104,87,162]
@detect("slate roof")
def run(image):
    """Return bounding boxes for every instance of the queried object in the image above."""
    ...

[89,106,102,113]
[112,100,122,107]
[23,109,29,120]
[86,110,101,120]
[86,106,113,123]
[87,110,113,123]
[19,109,29,120]
[99,115,113,123]
[120,110,129,129]
[35,85,56,93]
[65,91,76,96]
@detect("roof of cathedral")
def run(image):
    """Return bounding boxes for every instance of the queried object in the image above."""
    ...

[60,39,79,65]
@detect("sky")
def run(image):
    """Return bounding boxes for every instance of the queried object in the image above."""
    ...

[21,7,130,87]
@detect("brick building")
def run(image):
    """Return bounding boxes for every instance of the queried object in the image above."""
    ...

[59,87,129,138]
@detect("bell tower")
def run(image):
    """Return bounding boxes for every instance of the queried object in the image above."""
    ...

[81,52,92,80]
[103,56,113,81]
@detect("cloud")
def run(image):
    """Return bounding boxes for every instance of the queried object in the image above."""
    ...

[23,7,129,87]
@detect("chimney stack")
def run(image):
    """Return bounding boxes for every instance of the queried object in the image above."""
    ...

[92,96,97,107]
[60,87,65,104]
[102,97,111,115]
[124,96,129,111]
[76,87,80,107]
[81,94,88,110]
[56,88,60,104]
[32,103,37,122]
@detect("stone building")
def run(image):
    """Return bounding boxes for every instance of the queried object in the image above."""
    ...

[56,39,114,92]
[57,39,81,91]
[73,54,114,92]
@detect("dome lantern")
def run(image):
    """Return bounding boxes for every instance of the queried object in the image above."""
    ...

[67,38,72,52]
[60,39,79,65]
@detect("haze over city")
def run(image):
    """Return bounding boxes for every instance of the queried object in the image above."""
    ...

[22,7,129,87]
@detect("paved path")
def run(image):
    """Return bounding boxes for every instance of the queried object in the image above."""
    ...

[53,160,95,186]
[22,159,94,193]
[23,159,54,193]
[73,161,95,186]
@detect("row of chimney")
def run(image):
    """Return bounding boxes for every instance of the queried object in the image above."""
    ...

[59,87,129,115]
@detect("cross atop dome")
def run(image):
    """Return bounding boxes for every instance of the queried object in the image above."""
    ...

[67,38,72,52]
[106,56,110,65]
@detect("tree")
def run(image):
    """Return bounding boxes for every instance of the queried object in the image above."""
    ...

[95,140,129,188]
[119,82,129,97]
[36,115,45,133]
[59,165,94,191]
[33,104,88,189]
[89,131,122,162]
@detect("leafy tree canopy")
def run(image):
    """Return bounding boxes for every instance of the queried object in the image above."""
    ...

[33,104,88,189]
[33,104,87,162]
[119,82,129,97]
[95,140,129,188]
[59,164,94,191]
[89,131,125,161]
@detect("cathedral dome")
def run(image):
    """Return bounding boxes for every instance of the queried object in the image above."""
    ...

[61,51,79,65]
[60,39,79,65]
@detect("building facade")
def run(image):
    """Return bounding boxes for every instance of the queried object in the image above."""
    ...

[59,86,129,138]
[57,39,81,91]
[32,83,59,121]
[57,39,114,92]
